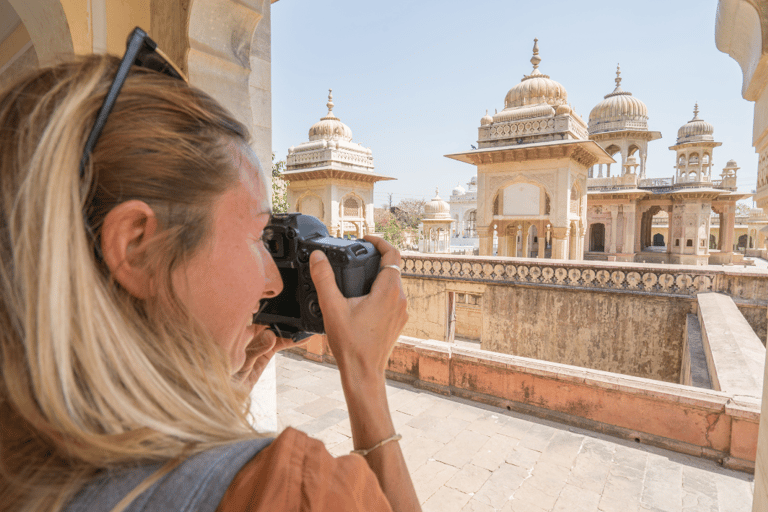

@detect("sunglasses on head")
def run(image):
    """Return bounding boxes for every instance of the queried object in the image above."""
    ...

[79,27,187,178]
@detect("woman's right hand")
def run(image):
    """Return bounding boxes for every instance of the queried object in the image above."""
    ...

[309,238,421,512]
[308,235,407,378]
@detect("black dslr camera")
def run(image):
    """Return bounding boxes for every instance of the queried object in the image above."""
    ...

[254,213,380,341]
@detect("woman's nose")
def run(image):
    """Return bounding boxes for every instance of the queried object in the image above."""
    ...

[262,249,283,299]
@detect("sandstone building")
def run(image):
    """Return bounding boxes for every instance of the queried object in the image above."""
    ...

[442,42,755,265]
[284,90,394,238]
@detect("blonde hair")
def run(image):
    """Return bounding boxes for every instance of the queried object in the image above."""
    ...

[0,55,263,511]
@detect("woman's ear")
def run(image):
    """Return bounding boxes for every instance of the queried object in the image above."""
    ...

[100,200,158,299]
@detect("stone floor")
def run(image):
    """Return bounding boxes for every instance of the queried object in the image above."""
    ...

[276,352,755,512]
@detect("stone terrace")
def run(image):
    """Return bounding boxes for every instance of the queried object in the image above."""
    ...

[276,353,754,512]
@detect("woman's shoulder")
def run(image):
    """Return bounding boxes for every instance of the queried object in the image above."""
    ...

[217,427,393,512]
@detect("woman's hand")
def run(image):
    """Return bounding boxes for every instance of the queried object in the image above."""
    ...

[236,328,318,389]
[309,237,419,512]
[308,235,408,378]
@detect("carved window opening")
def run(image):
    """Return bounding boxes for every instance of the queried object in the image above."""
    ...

[343,197,362,217]
[686,239,693,247]
[545,194,551,215]
[466,210,477,238]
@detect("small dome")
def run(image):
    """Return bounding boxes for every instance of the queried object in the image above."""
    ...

[452,183,466,196]
[308,89,353,142]
[725,159,738,169]
[588,65,648,133]
[480,110,493,126]
[676,103,714,144]
[424,189,451,219]
[503,39,568,110]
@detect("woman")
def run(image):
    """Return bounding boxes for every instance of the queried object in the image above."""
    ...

[0,30,418,512]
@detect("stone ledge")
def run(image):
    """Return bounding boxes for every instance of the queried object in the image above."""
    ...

[287,334,760,472]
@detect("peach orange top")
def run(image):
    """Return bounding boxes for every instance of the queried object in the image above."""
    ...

[217,427,393,512]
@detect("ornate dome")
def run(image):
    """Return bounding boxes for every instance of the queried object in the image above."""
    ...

[503,39,568,109]
[725,159,739,168]
[452,183,466,196]
[588,65,648,132]
[676,103,714,144]
[308,89,353,142]
[480,110,493,126]
[424,189,451,219]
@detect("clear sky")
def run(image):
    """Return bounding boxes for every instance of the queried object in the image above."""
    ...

[271,0,758,209]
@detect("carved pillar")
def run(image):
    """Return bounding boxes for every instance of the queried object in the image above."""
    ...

[538,220,546,258]
[666,206,674,256]
[640,152,647,179]
[609,205,619,253]
[551,226,569,260]
[579,222,587,259]
[623,204,636,256]
[723,204,736,252]
[521,222,530,258]
[478,226,492,256]
[598,164,603,178]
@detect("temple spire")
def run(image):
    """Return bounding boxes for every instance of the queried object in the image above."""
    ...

[326,89,334,113]
[693,102,699,119]
[530,38,541,73]
[615,64,622,88]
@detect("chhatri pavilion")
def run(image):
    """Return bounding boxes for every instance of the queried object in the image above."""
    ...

[442,40,756,265]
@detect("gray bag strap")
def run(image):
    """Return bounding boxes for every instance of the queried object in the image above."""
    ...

[64,437,273,512]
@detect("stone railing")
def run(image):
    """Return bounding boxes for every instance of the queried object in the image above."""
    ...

[399,252,768,301]
[639,177,674,188]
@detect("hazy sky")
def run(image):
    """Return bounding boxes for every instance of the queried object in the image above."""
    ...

[271,0,757,209]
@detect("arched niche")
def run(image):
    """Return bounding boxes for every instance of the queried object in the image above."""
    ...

[296,193,324,220]
[7,0,74,66]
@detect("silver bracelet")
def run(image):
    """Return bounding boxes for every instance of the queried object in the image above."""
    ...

[350,433,403,457]
[378,264,401,274]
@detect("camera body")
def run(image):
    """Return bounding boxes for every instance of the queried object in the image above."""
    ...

[254,213,380,340]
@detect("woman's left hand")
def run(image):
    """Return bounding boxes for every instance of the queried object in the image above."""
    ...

[236,329,317,388]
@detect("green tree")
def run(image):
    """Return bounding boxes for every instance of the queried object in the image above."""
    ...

[380,217,404,248]
[271,153,289,213]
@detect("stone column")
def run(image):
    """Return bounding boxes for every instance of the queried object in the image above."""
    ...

[538,220,547,258]
[609,205,619,254]
[640,152,647,179]
[521,222,530,258]
[551,226,569,260]
[723,204,736,253]
[666,206,674,257]
[498,222,507,257]
[478,226,492,256]
[569,222,580,260]
[623,204,636,256]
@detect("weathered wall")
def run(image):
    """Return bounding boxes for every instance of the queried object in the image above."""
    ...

[400,252,768,385]
[481,285,691,382]
[739,303,768,345]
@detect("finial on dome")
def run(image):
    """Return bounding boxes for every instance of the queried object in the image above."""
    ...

[615,64,621,88]
[327,89,334,113]
[693,102,699,119]
[435,187,439,197]
[530,38,541,71]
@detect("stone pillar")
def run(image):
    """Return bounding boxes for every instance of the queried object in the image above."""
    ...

[666,206,674,257]
[640,152,647,179]
[723,204,736,252]
[498,223,507,257]
[521,222,530,258]
[623,204,636,256]
[538,220,547,258]
[551,226,569,260]
[478,226,492,256]
[598,164,603,178]
[609,205,619,254]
